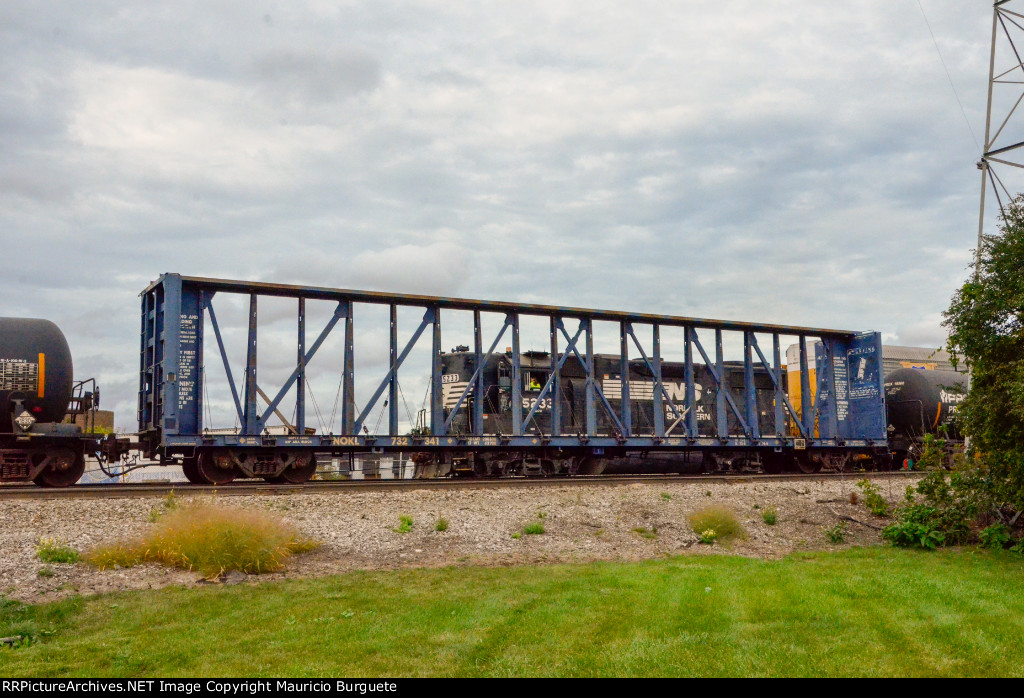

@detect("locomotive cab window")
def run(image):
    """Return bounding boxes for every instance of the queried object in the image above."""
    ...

[524,371,545,392]
[498,362,511,388]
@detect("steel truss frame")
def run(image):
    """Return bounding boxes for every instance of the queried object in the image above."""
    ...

[138,274,887,456]
[978,1,1024,267]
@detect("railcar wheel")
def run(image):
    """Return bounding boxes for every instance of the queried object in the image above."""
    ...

[486,460,509,477]
[412,453,437,478]
[267,454,317,484]
[414,460,439,478]
[825,452,851,472]
[33,448,85,488]
[181,456,204,484]
[196,449,238,485]
[795,452,822,474]
[575,457,605,475]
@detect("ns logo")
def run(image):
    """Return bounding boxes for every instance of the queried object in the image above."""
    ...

[663,381,704,402]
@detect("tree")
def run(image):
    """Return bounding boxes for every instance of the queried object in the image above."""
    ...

[943,194,1024,513]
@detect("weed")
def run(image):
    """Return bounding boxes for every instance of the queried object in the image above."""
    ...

[699,529,717,545]
[661,493,672,501]
[857,479,889,517]
[762,506,778,526]
[37,567,54,578]
[511,533,522,540]
[824,521,847,544]
[979,523,1012,550]
[86,505,320,576]
[883,518,945,550]
[434,518,449,533]
[536,511,547,519]
[394,515,413,533]
[632,527,658,540]
[915,434,947,471]
[148,491,180,522]
[688,506,746,542]
[849,491,859,506]
[162,490,179,510]
[523,522,545,535]
[882,467,987,550]
[0,593,81,651]
[35,539,80,564]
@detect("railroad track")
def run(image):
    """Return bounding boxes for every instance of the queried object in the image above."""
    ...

[0,470,921,500]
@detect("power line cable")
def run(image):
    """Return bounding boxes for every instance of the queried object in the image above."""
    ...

[915,0,982,151]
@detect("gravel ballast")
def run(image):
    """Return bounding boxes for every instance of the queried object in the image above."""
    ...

[0,476,918,603]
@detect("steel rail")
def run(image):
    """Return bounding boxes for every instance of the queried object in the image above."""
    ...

[0,471,920,500]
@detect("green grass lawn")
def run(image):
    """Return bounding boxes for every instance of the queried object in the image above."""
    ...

[2,547,1023,677]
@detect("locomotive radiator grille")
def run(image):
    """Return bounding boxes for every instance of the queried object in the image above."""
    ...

[0,450,31,480]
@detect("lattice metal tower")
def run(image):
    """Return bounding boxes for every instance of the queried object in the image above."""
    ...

[978,1,1024,269]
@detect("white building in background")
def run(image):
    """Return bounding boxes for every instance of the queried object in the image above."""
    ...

[785,344,960,376]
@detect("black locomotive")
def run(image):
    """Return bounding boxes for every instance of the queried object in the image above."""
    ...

[420,347,795,478]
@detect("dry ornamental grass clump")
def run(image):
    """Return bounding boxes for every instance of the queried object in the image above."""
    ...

[688,505,747,543]
[86,505,320,577]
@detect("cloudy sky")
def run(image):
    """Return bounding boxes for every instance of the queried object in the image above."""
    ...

[2,1,1020,431]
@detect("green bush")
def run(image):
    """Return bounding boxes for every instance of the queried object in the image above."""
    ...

[979,523,1012,549]
[434,517,449,533]
[881,467,990,550]
[762,506,778,525]
[915,434,948,471]
[882,517,946,550]
[523,522,545,535]
[394,515,413,533]
[856,480,889,517]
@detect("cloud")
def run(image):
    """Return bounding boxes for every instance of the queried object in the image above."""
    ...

[251,49,381,106]
[0,1,1011,429]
